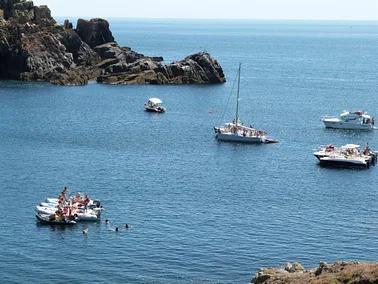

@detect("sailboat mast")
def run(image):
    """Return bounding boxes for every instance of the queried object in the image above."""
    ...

[235,63,241,126]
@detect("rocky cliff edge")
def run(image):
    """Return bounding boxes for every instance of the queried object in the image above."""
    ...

[0,0,226,85]
[251,261,378,284]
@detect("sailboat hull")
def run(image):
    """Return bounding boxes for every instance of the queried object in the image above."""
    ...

[216,133,266,143]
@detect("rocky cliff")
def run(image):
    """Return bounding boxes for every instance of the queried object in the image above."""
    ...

[0,0,225,85]
[250,261,378,284]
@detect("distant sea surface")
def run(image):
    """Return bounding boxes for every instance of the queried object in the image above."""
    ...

[1,19,378,283]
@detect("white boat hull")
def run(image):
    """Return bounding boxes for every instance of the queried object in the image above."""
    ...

[322,118,373,130]
[75,213,98,222]
[319,157,368,168]
[36,214,76,225]
[216,132,266,143]
[144,106,166,113]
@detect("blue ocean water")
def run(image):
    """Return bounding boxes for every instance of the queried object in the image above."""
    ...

[1,19,378,283]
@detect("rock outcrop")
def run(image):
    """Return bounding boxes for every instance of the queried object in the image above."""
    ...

[0,0,225,85]
[95,41,224,85]
[250,261,378,284]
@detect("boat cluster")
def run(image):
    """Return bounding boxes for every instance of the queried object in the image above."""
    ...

[35,187,104,225]
[312,110,377,169]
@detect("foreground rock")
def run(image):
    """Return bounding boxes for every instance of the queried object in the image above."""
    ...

[0,0,225,85]
[251,261,378,284]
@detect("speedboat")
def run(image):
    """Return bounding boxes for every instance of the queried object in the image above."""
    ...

[36,213,77,225]
[314,143,377,168]
[314,143,377,165]
[313,144,358,160]
[321,110,375,130]
[144,98,166,113]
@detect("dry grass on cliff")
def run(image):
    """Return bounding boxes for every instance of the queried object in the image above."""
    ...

[252,262,378,284]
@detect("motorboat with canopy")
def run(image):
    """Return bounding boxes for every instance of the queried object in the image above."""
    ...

[144,98,166,113]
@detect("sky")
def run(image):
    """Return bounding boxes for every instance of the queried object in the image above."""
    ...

[32,0,378,20]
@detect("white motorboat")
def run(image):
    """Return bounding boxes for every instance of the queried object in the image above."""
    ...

[144,98,166,113]
[214,63,278,144]
[313,144,359,160]
[313,143,377,165]
[314,143,377,168]
[321,110,375,130]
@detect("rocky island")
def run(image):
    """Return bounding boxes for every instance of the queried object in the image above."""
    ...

[250,261,378,284]
[0,0,226,85]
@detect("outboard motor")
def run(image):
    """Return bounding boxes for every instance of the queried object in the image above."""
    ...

[89,200,101,209]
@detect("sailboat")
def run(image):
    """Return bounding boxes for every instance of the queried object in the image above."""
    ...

[214,63,278,144]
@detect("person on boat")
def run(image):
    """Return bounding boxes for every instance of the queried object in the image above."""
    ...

[364,143,370,155]
[115,227,119,232]
[372,117,375,127]
[83,194,90,213]
[325,144,334,152]
[72,192,81,203]
[83,194,90,204]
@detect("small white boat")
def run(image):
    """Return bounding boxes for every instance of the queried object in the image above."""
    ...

[36,206,98,222]
[44,197,103,217]
[321,110,375,130]
[45,198,59,204]
[36,213,77,225]
[144,98,166,113]
[214,64,278,144]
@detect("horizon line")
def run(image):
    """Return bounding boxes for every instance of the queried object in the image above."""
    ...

[52,16,378,22]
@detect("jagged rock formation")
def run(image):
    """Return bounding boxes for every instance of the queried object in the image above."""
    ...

[0,0,225,85]
[250,261,378,284]
[96,41,224,85]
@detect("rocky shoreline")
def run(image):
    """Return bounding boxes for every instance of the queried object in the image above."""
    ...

[250,261,378,284]
[0,0,226,85]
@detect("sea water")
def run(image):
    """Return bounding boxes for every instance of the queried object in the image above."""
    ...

[0,19,378,283]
